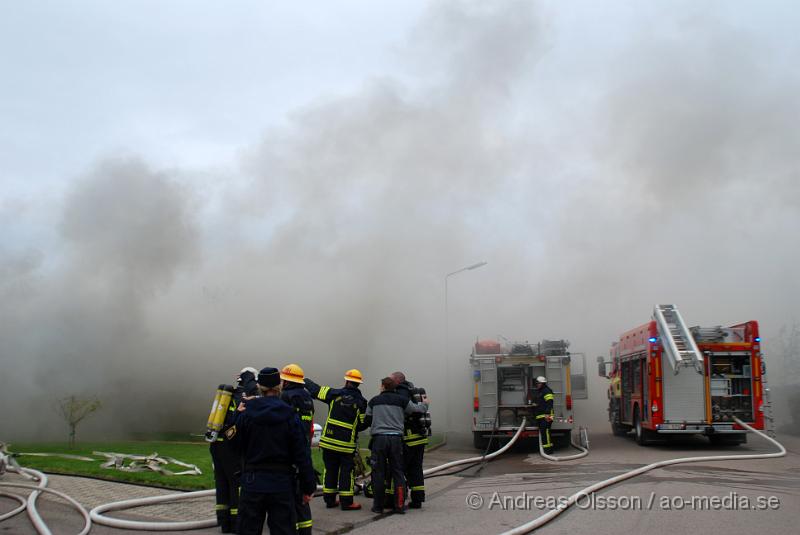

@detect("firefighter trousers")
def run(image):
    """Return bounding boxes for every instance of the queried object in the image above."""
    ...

[403,443,425,504]
[537,417,553,452]
[210,441,241,533]
[322,449,356,506]
[238,489,295,535]
[294,478,312,534]
[370,435,405,511]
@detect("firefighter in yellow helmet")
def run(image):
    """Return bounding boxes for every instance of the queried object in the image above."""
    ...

[279,364,315,535]
[533,376,555,454]
[304,369,368,510]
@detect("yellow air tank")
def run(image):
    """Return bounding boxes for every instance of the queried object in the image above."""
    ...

[206,384,235,442]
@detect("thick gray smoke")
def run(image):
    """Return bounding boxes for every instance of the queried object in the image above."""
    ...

[1,2,798,441]
[1,157,199,436]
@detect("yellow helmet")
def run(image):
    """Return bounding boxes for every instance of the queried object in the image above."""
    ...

[344,369,363,384]
[280,363,305,384]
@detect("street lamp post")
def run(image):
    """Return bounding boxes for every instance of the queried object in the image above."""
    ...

[444,261,487,435]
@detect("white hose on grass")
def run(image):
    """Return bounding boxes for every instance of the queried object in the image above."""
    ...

[423,418,528,477]
[499,417,785,535]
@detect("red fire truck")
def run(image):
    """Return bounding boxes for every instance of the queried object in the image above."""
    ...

[599,305,768,445]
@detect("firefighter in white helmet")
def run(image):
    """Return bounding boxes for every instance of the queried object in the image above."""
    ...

[533,376,555,455]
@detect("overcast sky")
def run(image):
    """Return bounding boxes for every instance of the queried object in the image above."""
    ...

[2,1,799,438]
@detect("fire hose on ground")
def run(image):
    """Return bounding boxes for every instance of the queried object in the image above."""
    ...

[0,422,532,534]
[1,417,785,534]
[422,417,530,477]
[538,425,589,462]
[0,451,92,535]
[500,417,786,535]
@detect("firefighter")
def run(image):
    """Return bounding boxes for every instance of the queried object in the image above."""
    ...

[533,376,555,454]
[279,364,315,535]
[231,367,316,535]
[211,367,258,533]
[305,369,368,511]
[391,371,428,509]
[364,377,429,515]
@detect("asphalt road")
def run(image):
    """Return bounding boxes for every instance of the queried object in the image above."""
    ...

[350,431,800,535]
[2,430,798,534]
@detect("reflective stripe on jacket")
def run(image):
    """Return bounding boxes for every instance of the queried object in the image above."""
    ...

[533,384,555,418]
[305,379,367,453]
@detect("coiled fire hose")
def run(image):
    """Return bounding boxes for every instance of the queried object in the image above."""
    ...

[90,490,217,531]
[0,451,92,535]
[500,417,786,535]
[538,425,589,462]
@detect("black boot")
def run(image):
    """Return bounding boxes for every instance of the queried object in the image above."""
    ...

[217,511,231,533]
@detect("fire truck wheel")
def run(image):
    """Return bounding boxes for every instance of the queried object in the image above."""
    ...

[609,400,630,436]
[633,407,652,446]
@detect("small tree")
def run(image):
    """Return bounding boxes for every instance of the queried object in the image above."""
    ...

[56,395,102,448]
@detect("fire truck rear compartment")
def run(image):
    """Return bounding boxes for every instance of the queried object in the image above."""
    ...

[708,351,755,424]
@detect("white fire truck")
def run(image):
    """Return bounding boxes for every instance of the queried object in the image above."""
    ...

[470,339,587,449]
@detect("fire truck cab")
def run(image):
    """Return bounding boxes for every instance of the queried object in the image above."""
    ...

[471,339,587,450]
[600,305,768,445]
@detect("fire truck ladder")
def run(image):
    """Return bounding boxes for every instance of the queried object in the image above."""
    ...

[654,304,705,373]
[760,361,777,438]
[478,359,498,426]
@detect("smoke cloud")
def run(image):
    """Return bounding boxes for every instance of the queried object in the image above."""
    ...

[1,1,798,440]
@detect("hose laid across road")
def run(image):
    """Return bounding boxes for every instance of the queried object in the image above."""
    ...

[7,418,783,535]
[90,421,530,530]
[422,417,528,477]
[500,417,786,535]
[90,490,217,531]
[1,420,532,533]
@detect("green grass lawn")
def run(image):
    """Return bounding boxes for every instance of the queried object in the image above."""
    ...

[7,435,443,491]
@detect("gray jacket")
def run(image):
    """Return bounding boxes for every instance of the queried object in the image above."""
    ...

[365,390,428,435]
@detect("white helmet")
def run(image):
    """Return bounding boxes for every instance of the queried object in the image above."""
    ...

[239,367,258,377]
[536,376,547,383]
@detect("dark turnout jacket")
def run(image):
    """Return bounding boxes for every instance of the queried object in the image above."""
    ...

[305,379,368,453]
[281,382,315,445]
[231,396,316,495]
[395,380,429,446]
[533,384,555,418]
[364,390,428,435]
